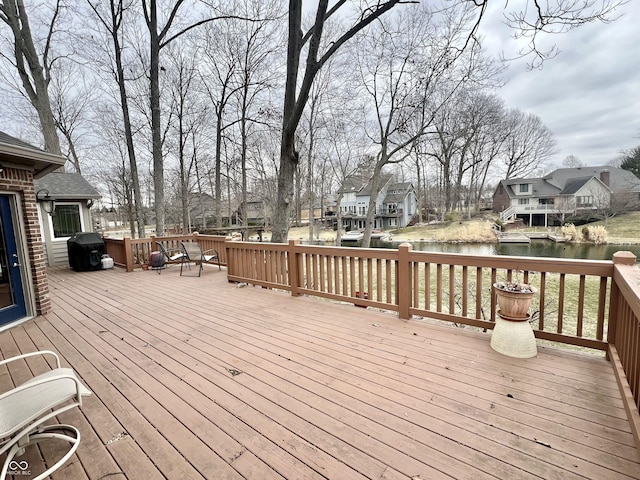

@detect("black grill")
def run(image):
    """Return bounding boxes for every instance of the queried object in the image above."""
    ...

[67,232,105,272]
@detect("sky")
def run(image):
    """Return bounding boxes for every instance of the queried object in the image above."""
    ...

[478,1,639,168]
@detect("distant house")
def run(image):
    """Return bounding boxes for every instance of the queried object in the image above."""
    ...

[493,166,640,227]
[0,131,65,327]
[338,173,417,230]
[34,172,101,266]
[188,192,272,229]
[299,193,336,224]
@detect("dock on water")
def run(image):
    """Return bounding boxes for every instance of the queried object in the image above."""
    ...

[497,233,530,243]
[497,231,568,243]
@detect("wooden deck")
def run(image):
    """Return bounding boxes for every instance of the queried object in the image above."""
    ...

[2,265,640,479]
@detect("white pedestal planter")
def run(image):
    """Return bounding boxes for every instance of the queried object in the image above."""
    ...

[490,315,537,358]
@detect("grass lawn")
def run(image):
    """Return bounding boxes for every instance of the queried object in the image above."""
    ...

[587,211,640,243]
[286,211,639,245]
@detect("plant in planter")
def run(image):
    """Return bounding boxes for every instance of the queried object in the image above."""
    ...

[493,281,537,319]
[491,280,539,358]
[354,291,368,308]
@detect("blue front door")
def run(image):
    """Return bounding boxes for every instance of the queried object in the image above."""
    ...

[0,195,27,324]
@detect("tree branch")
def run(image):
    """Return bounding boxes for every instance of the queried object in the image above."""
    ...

[160,15,260,49]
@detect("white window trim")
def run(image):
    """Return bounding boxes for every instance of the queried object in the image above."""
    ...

[46,201,85,242]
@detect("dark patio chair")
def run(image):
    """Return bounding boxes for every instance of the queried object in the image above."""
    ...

[152,243,185,274]
[179,241,221,277]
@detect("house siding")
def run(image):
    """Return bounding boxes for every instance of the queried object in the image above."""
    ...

[40,200,93,266]
[492,183,510,214]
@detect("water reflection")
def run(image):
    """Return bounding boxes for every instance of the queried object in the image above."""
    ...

[330,238,640,262]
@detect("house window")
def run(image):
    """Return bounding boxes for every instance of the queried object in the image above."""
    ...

[519,184,529,193]
[52,204,82,238]
[577,196,594,207]
[539,198,554,205]
[518,199,529,205]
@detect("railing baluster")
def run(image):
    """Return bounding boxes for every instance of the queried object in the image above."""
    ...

[449,265,455,315]
[462,266,468,317]
[349,256,355,297]
[376,258,382,302]
[342,256,348,296]
[597,277,608,340]
[539,272,546,330]
[558,273,566,334]
[413,262,419,309]
[490,269,497,322]
[475,266,482,319]
[577,275,586,337]
[386,259,392,304]
[425,262,431,312]
[367,258,373,302]
[436,263,443,313]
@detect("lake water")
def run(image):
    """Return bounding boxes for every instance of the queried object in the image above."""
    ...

[360,239,640,262]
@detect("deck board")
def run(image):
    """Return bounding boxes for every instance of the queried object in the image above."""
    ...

[1,265,639,479]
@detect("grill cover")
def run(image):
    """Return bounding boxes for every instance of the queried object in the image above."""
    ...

[67,232,105,271]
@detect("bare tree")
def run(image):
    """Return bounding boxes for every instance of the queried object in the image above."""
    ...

[270,0,625,242]
[166,46,205,233]
[501,109,556,178]
[86,0,148,238]
[142,0,263,236]
[502,0,626,69]
[0,0,63,154]
[355,4,495,247]
[562,154,585,168]
[49,60,95,173]
[199,20,241,228]
[270,0,408,243]
[231,0,283,230]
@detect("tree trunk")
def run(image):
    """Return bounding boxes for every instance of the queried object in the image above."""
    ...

[1,0,62,156]
[361,161,384,248]
[270,0,303,243]
[108,0,145,239]
[148,0,164,235]
[272,137,298,243]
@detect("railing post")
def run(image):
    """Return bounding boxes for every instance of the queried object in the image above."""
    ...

[397,242,412,320]
[609,251,639,348]
[123,236,133,272]
[609,251,640,450]
[613,251,638,266]
[288,240,302,297]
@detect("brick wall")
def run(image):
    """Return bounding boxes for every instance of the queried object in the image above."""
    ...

[0,167,50,315]
[492,183,510,214]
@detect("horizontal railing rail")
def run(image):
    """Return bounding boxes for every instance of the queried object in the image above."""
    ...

[225,240,619,349]
[103,234,228,272]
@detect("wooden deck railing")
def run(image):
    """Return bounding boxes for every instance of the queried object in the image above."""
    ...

[103,233,228,272]
[226,240,619,347]
[607,252,640,447]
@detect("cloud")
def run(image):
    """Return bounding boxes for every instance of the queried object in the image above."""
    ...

[480,1,639,166]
